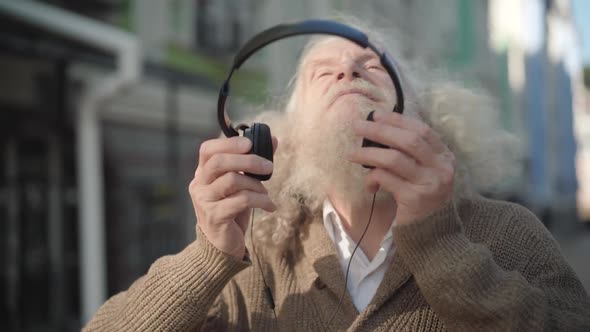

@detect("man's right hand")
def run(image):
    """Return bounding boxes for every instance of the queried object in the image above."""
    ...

[189,136,277,259]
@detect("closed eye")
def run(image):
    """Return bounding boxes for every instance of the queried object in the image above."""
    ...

[313,70,332,80]
[367,64,384,72]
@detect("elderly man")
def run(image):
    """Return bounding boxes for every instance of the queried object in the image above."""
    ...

[84,20,590,331]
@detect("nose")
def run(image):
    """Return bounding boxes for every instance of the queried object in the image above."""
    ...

[336,60,362,81]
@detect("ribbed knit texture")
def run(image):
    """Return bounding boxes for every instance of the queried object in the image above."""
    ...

[84,196,590,331]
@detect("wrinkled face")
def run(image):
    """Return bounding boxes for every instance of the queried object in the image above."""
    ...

[285,38,398,204]
[296,37,396,127]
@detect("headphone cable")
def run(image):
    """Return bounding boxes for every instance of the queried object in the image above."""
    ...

[250,209,279,328]
[323,192,377,331]
[251,192,377,331]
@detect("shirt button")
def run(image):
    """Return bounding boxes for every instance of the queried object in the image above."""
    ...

[314,277,327,290]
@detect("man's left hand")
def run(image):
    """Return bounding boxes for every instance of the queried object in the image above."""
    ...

[348,110,456,226]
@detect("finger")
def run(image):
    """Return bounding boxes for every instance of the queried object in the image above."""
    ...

[219,190,277,216]
[198,136,252,169]
[235,209,252,234]
[201,153,273,185]
[353,120,435,165]
[372,110,447,153]
[365,168,409,199]
[348,147,423,182]
[207,172,268,200]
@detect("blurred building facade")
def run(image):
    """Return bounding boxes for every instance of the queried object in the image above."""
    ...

[487,0,584,226]
[0,0,257,330]
[262,0,584,225]
[0,0,585,331]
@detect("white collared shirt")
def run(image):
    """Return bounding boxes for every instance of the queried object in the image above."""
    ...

[322,199,396,312]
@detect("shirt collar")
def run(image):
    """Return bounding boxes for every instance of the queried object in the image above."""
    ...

[322,199,395,249]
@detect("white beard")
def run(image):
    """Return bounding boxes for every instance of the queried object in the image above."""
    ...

[288,90,391,207]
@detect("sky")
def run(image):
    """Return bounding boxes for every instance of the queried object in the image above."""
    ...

[572,0,590,65]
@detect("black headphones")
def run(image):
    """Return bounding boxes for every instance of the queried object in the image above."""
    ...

[217,19,406,181]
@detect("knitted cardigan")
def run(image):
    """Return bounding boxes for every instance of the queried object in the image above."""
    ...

[84,196,590,331]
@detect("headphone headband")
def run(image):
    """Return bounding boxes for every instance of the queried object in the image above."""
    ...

[218,19,405,137]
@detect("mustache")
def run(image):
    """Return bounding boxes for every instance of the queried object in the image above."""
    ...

[324,80,387,107]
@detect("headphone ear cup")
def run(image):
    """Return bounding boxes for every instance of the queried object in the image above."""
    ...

[361,111,389,169]
[244,123,273,181]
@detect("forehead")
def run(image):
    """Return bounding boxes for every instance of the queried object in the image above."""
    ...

[302,37,378,66]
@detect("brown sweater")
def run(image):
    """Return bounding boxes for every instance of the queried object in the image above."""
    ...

[84,196,590,331]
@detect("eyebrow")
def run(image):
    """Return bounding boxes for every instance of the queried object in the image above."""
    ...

[307,53,380,69]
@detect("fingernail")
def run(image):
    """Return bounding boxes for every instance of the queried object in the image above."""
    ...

[372,110,383,121]
[352,120,363,131]
[241,138,252,149]
[367,184,380,193]
[263,159,273,171]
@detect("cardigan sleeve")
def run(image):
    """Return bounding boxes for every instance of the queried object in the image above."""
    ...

[83,227,251,332]
[393,199,590,331]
